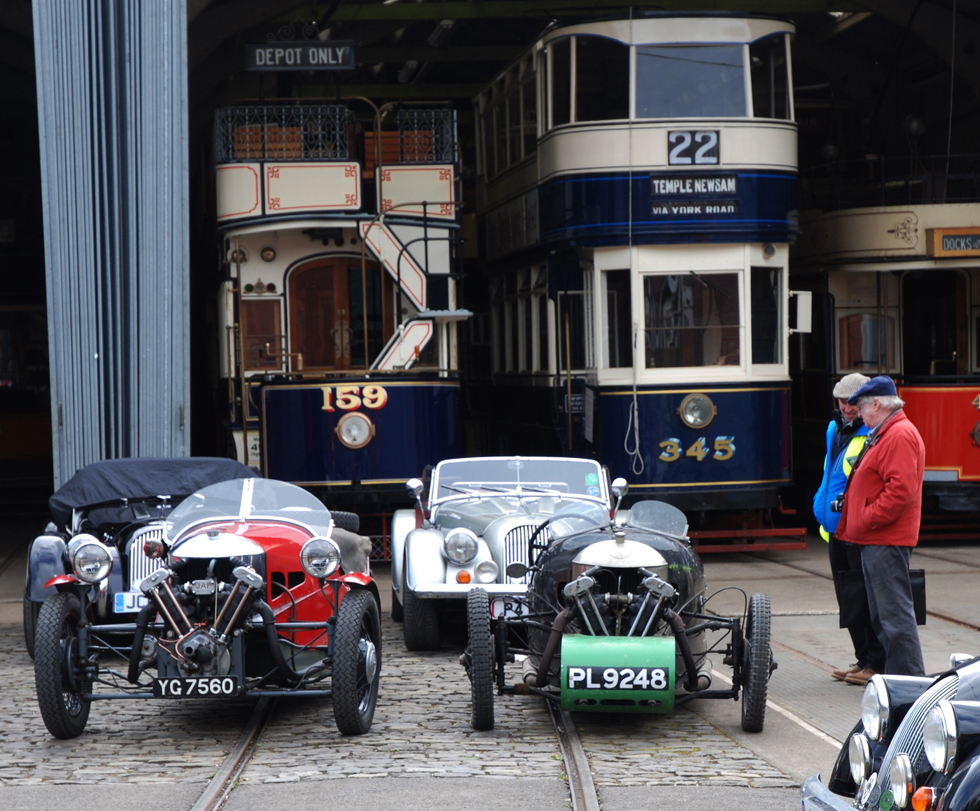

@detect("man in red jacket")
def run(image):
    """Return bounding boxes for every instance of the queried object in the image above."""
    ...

[836,375,926,677]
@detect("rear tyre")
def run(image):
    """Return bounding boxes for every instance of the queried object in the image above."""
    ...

[390,585,403,622]
[333,589,381,736]
[331,511,360,534]
[34,592,91,739]
[740,592,772,733]
[402,583,441,651]
[466,588,495,731]
[23,593,40,659]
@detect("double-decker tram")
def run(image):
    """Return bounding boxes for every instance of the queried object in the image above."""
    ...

[793,153,980,537]
[468,14,808,550]
[212,98,468,546]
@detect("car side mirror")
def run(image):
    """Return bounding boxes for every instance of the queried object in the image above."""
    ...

[406,477,429,528]
[611,477,628,512]
[506,562,529,579]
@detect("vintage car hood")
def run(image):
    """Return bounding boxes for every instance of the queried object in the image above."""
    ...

[435,497,568,537]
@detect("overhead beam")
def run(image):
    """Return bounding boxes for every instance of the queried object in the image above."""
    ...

[332,0,861,22]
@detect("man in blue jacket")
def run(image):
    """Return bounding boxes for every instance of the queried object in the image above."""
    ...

[813,373,885,684]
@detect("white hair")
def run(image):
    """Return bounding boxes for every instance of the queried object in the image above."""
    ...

[856,394,905,411]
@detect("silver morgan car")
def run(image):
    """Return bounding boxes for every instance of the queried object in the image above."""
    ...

[390,456,616,650]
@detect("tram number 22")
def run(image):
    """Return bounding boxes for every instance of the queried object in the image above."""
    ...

[667,131,719,165]
[321,385,388,412]
[659,436,735,463]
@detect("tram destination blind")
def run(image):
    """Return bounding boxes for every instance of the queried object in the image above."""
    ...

[650,174,739,217]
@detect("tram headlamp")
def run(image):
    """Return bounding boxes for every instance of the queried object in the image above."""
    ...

[300,537,341,579]
[336,412,375,449]
[848,733,872,785]
[889,753,913,808]
[924,701,957,774]
[678,393,716,429]
[443,528,479,565]
[67,534,114,583]
[862,676,890,742]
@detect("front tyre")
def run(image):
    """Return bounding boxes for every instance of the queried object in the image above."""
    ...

[465,588,495,731]
[333,589,381,736]
[34,593,91,739]
[740,592,772,733]
[402,584,441,651]
[23,593,40,659]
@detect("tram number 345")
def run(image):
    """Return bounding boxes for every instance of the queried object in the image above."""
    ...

[658,436,735,463]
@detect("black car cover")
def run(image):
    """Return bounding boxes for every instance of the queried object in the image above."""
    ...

[49,457,257,529]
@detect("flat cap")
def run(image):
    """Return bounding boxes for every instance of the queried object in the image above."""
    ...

[833,373,869,400]
[847,375,897,404]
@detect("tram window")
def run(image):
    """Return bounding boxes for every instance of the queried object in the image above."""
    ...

[524,298,533,370]
[537,294,549,371]
[838,314,896,371]
[481,108,495,178]
[575,37,629,122]
[507,91,521,166]
[635,45,746,119]
[494,106,507,178]
[603,269,633,368]
[241,299,281,371]
[522,76,537,157]
[751,267,781,364]
[558,291,586,369]
[643,274,741,368]
[749,35,790,120]
[550,39,571,128]
[509,299,520,371]
[347,264,391,368]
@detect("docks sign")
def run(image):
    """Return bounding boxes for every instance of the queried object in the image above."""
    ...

[246,42,355,71]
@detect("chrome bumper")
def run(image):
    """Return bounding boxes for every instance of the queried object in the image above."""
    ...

[801,775,854,810]
[410,583,528,599]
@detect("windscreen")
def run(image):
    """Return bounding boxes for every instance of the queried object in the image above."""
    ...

[635,45,746,118]
[432,457,606,502]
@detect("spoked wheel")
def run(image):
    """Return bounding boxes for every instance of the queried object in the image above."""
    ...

[333,589,382,736]
[465,588,495,731]
[34,593,91,739]
[740,592,772,733]
[23,593,40,659]
[402,582,441,651]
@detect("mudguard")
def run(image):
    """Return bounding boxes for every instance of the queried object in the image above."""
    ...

[560,634,677,713]
[27,535,67,602]
[404,527,448,591]
[390,508,417,597]
[943,750,980,811]
[337,572,381,608]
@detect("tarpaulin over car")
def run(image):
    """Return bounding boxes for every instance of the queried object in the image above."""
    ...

[48,458,257,529]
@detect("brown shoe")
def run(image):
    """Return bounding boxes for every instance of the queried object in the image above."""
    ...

[844,668,877,686]
[832,664,861,681]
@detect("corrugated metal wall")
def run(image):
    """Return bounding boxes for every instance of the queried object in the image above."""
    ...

[32,0,189,488]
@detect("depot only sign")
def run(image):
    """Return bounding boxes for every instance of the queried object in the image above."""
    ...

[245,42,355,71]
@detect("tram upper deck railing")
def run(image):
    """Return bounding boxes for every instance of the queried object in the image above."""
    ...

[801,154,980,211]
[213,103,457,165]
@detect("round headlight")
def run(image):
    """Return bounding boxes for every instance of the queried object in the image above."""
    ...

[300,537,341,579]
[924,701,957,773]
[861,676,890,742]
[336,412,375,449]
[68,535,113,583]
[443,528,479,565]
[475,559,498,584]
[678,393,716,428]
[889,753,913,809]
[848,733,871,786]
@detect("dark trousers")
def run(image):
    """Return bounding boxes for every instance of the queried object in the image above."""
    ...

[862,544,926,677]
[829,537,886,672]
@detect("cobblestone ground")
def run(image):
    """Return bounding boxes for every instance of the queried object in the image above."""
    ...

[1,612,792,791]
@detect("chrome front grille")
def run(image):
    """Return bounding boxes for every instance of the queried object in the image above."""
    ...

[127,525,166,589]
[502,524,552,583]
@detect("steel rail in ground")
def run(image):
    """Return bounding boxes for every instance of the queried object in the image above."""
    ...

[547,700,600,811]
[190,696,277,811]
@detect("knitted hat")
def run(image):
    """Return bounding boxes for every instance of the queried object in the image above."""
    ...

[833,373,870,400]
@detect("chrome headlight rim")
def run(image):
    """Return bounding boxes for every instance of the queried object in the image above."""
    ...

[924,700,958,774]
[300,536,342,579]
[443,528,479,565]
[848,733,872,786]
[677,393,717,429]
[889,752,913,809]
[67,534,114,583]
[862,675,890,742]
[335,412,375,449]
[474,559,498,584]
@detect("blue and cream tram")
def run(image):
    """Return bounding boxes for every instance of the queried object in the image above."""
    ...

[212,99,468,537]
[469,14,807,548]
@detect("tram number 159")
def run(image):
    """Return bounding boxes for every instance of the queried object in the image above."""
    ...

[658,436,735,463]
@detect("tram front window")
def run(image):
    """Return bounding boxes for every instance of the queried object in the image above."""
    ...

[635,45,746,119]
[643,273,740,368]
[749,35,790,120]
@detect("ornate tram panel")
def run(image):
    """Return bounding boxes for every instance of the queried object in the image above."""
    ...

[470,14,807,550]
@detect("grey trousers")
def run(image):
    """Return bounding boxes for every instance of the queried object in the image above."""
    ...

[861,545,926,676]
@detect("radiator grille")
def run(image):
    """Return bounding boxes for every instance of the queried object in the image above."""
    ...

[502,524,552,583]
[127,525,166,589]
